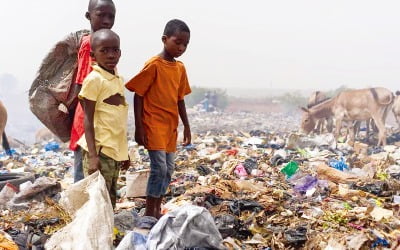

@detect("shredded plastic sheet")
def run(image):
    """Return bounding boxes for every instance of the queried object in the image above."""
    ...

[146,205,226,250]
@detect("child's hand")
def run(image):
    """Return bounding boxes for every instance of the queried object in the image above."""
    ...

[135,127,148,146]
[120,156,131,171]
[182,126,191,146]
[88,155,101,175]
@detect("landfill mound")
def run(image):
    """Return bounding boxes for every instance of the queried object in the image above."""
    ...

[1,111,400,249]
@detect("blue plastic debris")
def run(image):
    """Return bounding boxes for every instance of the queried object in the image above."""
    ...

[371,236,390,248]
[329,157,348,171]
[184,144,196,151]
[44,141,60,152]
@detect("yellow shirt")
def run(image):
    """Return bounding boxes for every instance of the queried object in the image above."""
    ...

[77,65,129,161]
[125,56,191,152]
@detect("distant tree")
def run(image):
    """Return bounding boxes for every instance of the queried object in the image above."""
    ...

[275,92,308,108]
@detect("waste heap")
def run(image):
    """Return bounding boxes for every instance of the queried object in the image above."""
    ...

[1,112,400,249]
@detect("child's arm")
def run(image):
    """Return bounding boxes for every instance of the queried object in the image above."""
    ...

[134,94,147,146]
[81,98,101,174]
[178,100,191,146]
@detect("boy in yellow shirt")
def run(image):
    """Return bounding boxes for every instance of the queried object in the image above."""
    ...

[125,19,192,218]
[78,29,129,208]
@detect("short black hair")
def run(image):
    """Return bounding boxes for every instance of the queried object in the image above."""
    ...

[396,90,400,96]
[88,0,115,12]
[91,29,119,50]
[163,19,190,37]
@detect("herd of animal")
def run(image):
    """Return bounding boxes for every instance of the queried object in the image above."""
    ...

[0,87,399,151]
[301,88,400,146]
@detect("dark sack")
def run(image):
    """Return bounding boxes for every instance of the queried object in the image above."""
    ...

[29,30,89,142]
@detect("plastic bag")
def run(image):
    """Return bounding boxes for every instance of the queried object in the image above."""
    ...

[29,30,89,142]
[146,205,226,250]
[281,161,299,178]
[126,170,149,198]
[45,171,114,250]
[229,200,264,216]
[116,231,148,250]
[284,226,307,246]
[0,183,17,207]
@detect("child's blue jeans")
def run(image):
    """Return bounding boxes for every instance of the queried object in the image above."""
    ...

[73,147,84,183]
[147,150,175,198]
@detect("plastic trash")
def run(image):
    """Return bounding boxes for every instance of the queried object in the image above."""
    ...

[284,226,307,246]
[132,211,158,230]
[12,177,61,204]
[270,154,285,166]
[329,157,348,171]
[126,170,149,198]
[350,182,389,196]
[205,193,224,206]
[371,236,390,248]
[225,149,238,156]
[197,165,213,176]
[234,164,248,177]
[292,175,318,194]
[243,137,263,146]
[214,214,239,238]
[114,210,136,234]
[116,231,148,250]
[229,199,264,216]
[146,205,225,250]
[387,165,400,179]
[45,171,114,250]
[44,141,60,152]
[184,144,196,151]
[281,161,299,178]
[0,183,17,206]
[243,158,257,174]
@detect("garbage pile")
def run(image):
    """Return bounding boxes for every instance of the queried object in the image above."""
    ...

[1,111,400,249]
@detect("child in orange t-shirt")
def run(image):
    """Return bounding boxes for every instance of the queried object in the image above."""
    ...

[125,19,192,218]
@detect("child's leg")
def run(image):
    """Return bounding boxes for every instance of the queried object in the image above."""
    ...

[73,146,84,182]
[153,152,175,218]
[146,151,168,217]
[161,152,175,194]
[98,153,120,208]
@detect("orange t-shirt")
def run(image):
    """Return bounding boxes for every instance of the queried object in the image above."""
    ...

[125,56,191,152]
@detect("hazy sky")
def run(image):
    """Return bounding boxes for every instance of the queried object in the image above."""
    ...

[2,0,400,92]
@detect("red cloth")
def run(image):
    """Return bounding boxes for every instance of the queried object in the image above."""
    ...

[69,35,92,151]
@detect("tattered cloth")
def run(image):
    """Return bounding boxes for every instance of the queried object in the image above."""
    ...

[29,30,89,142]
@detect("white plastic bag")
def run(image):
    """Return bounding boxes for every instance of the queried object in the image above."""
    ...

[126,170,149,198]
[45,171,114,250]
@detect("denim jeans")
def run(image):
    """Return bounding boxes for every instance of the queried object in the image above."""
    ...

[147,151,175,198]
[73,147,84,183]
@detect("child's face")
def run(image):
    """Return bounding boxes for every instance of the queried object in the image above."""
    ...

[92,36,121,73]
[86,2,115,32]
[162,31,190,58]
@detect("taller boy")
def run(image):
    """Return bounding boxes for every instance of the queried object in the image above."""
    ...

[70,0,116,182]
[126,19,192,218]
